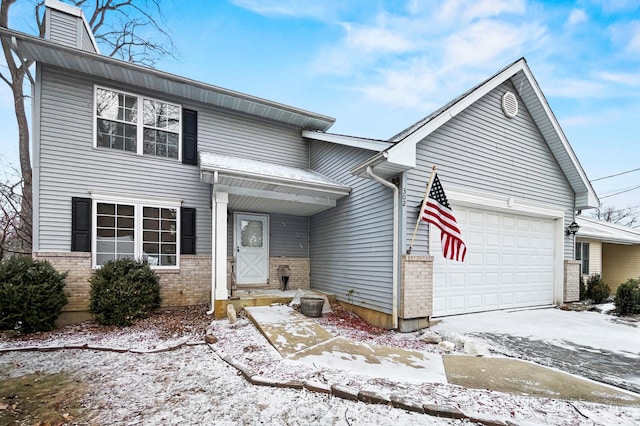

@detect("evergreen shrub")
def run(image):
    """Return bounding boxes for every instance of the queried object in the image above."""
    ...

[614,279,640,316]
[585,274,610,304]
[89,258,161,326]
[0,256,68,333]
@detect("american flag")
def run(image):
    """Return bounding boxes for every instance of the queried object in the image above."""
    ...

[420,174,467,262]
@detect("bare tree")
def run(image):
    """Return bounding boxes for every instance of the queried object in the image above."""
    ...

[0,175,31,259]
[0,0,175,254]
[591,205,640,228]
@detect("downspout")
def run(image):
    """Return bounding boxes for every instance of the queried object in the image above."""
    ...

[206,171,219,315]
[366,166,399,329]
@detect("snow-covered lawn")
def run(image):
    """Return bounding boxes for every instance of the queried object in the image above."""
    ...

[1,305,639,425]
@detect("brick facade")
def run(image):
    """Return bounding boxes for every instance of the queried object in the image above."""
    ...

[226,256,310,292]
[400,255,434,318]
[564,259,581,302]
[33,252,211,312]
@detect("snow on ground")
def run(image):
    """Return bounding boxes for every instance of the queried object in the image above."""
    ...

[431,305,639,357]
[1,305,640,425]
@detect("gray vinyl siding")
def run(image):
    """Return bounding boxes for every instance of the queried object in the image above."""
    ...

[48,9,78,48]
[309,141,394,314]
[404,81,575,257]
[226,213,309,257]
[36,65,308,254]
[269,214,309,257]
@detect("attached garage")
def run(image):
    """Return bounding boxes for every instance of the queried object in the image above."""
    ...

[432,205,558,317]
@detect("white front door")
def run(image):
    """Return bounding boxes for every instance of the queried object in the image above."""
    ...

[235,213,269,285]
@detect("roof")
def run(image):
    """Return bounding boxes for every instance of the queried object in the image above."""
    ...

[576,216,640,245]
[351,58,599,210]
[0,27,335,131]
[199,151,351,216]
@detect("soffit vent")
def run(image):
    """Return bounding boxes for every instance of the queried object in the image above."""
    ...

[502,91,518,118]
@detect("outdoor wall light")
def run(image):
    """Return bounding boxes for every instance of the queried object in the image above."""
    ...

[566,221,580,236]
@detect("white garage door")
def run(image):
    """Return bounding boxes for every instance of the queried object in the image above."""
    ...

[432,205,555,317]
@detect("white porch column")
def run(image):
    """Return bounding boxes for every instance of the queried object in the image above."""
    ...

[212,190,229,305]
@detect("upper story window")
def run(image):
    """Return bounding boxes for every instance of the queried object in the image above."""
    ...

[95,87,181,160]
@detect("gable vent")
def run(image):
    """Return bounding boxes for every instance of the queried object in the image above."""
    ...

[502,91,518,118]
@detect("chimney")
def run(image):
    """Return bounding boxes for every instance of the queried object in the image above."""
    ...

[44,0,100,54]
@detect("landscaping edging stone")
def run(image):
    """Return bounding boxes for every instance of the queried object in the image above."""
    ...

[207,343,500,425]
[0,338,502,425]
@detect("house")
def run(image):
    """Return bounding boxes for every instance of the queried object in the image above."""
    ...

[575,216,640,293]
[0,0,598,330]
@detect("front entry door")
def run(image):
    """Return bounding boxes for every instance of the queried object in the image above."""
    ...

[235,213,269,285]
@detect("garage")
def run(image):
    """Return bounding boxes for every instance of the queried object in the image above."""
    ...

[432,205,556,317]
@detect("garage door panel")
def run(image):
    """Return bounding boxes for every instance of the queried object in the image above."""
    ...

[432,206,555,316]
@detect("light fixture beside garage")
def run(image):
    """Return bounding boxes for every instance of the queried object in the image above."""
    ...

[502,91,518,118]
[566,221,580,236]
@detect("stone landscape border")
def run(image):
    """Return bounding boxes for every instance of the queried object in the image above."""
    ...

[0,339,507,425]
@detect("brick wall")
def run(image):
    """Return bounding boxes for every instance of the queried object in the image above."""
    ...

[34,252,211,312]
[400,255,434,318]
[34,252,92,312]
[226,256,310,291]
[564,259,581,302]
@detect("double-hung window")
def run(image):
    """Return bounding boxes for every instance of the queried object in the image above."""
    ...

[575,241,589,275]
[95,87,181,160]
[93,195,181,269]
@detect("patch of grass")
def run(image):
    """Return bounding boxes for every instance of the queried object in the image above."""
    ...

[0,372,88,425]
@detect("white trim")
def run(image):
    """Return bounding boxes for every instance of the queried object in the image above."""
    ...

[441,186,566,306]
[90,194,181,270]
[444,186,566,219]
[302,130,392,152]
[90,191,182,207]
[93,85,182,161]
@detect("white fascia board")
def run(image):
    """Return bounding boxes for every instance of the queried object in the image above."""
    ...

[387,59,528,159]
[216,185,338,207]
[301,130,392,152]
[444,185,566,219]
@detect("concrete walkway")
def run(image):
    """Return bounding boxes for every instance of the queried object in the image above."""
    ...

[245,305,640,407]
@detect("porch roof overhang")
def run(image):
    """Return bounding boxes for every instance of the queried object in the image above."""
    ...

[576,216,640,245]
[200,152,351,216]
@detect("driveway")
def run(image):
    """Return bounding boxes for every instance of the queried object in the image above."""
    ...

[431,306,640,394]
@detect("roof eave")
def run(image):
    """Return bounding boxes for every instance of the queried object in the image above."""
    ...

[0,27,335,131]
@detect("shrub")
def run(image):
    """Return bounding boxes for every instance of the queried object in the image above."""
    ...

[586,274,610,304]
[614,279,640,316]
[579,275,586,301]
[0,256,68,333]
[89,258,161,326]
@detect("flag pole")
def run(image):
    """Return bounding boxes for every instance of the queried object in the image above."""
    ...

[407,165,437,254]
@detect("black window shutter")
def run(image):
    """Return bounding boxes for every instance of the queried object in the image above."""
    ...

[181,207,196,254]
[182,109,198,165]
[71,197,92,252]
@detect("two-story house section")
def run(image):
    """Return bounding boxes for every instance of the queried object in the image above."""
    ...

[1,0,598,330]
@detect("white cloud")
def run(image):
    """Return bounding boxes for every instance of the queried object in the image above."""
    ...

[565,9,588,29]
[342,23,414,53]
[435,0,526,24]
[442,20,544,69]
[231,0,337,20]
[596,70,640,88]
[624,21,640,54]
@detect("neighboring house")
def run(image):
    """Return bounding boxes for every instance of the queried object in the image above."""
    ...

[0,1,598,330]
[575,216,640,293]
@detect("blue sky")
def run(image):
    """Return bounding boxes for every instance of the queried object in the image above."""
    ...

[1,0,639,210]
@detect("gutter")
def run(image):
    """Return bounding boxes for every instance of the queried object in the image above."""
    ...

[365,166,399,329]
